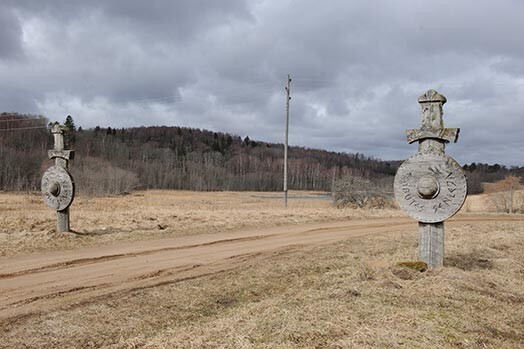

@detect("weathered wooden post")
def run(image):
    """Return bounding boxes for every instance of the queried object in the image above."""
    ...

[41,123,75,232]
[394,90,467,269]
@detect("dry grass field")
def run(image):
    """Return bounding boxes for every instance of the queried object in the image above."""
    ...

[1,190,523,348]
[0,190,403,257]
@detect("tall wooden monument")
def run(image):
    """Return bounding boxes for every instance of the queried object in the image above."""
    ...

[394,90,467,269]
[41,123,75,233]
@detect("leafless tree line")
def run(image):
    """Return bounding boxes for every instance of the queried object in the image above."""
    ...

[1,114,523,199]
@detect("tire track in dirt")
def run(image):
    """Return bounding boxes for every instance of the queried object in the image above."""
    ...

[0,221,408,279]
[0,214,521,324]
[0,235,268,279]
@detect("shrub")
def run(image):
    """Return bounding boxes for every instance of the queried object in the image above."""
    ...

[332,175,392,209]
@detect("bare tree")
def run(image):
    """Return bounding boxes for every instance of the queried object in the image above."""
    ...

[71,157,139,196]
[483,176,523,213]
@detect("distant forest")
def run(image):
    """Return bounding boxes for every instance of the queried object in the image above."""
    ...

[1,113,522,195]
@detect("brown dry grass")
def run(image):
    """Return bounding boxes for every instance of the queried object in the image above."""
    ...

[1,219,523,348]
[0,190,404,257]
[1,191,523,347]
[0,189,507,258]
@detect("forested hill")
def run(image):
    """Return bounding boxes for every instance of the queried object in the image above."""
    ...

[0,113,522,195]
[0,113,397,194]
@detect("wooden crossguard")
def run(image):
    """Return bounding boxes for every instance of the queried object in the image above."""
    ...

[407,89,459,146]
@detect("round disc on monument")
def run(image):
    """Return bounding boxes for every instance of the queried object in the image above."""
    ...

[41,165,75,211]
[394,153,467,223]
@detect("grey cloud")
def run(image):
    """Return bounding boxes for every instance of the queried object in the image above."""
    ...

[1,0,523,166]
[10,0,252,43]
[0,7,23,60]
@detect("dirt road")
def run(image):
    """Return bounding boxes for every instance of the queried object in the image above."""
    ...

[1,214,521,324]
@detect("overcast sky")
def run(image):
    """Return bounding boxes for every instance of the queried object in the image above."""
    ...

[1,0,523,166]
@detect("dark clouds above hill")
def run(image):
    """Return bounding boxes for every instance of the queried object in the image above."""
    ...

[1,0,524,165]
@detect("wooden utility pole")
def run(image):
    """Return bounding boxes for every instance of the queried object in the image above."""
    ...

[284,74,291,207]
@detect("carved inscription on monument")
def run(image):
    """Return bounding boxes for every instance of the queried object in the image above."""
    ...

[394,153,467,223]
[41,165,75,211]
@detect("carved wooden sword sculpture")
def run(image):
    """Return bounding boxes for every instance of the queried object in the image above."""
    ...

[41,123,75,233]
[394,90,467,268]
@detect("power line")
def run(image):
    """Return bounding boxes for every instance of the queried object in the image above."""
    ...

[0,125,48,132]
[292,77,333,82]
[0,117,47,123]
[110,80,278,105]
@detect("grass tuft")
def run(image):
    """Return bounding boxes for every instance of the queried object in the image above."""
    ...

[396,260,428,272]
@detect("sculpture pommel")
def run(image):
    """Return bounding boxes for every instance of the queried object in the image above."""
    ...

[418,89,446,105]
[407,89,458,144]
[51,122,65,134]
